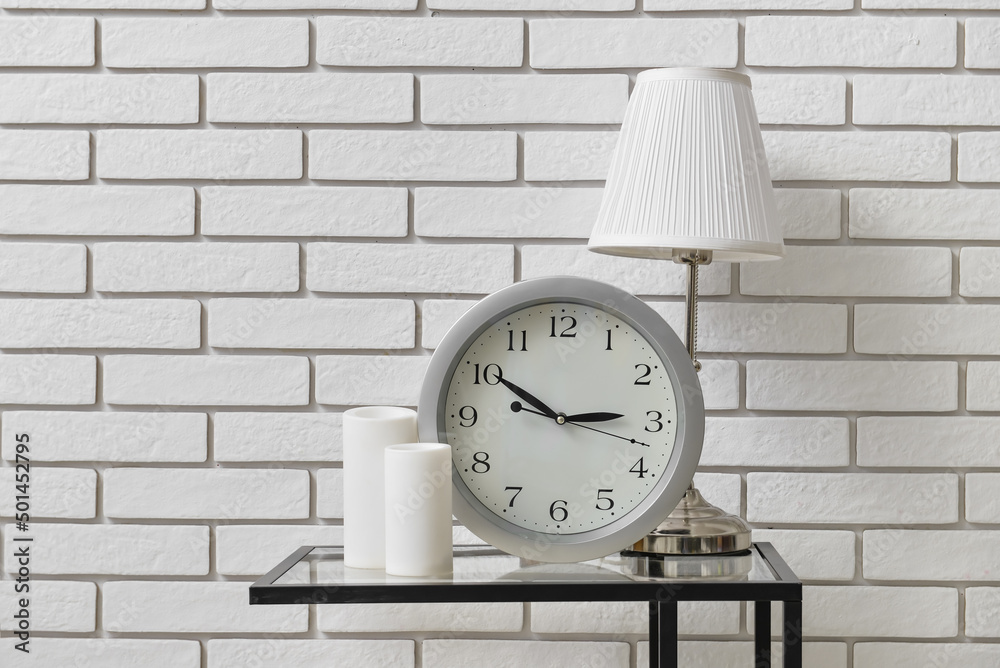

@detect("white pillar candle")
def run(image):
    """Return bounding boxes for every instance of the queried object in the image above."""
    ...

[342,406,418,569]
[384,443,453,577]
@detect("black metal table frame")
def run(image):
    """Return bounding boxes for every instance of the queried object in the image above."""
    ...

[251,542,802,668]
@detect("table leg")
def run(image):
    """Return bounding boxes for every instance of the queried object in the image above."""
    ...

[754,601,771,668]
[783,600,802,668]
[649,599,677,668]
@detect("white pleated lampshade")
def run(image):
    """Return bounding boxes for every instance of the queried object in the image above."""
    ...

[589,68,784,262]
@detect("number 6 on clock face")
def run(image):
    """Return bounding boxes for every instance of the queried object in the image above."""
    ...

[418,277,704,563]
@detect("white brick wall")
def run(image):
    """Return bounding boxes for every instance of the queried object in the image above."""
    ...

[752,75,846,126]
[10,639,200,667]
[316,17,523,67]
[0,468,95,518]
[104,355,310,405]
[0,18,94,66]
[209,639,414,668]
[307,242,513,293]
[0,299,201,348]
[0,74,199,124]
[0,130,90,180]
[420,74,628,125]
[795,586,958,638]
[863,530,1000,581]
[745,16,957,68]
[216,525,344,574]
[2,524,209,574]
[309,130,517,181]
[0,243,87,293]
[414,187,604,238]
[531,600,739,635]
[529,19,739,69]
[0,185,194,236]
[0,355,95,404]
[850,187,1000,240]
[1,411,207,462]
[424,639,630,667]
[97,130,304,180]
[965,18,1000,69]
[0,581,96,632]
[213,412,341,461]
[103,581,308,633]
[521,244,731,295]
[763,131,952,182]
[750,530,856,581]
[207,73,414,124]
[103,468,310,519]
[0,3,996,666]
[523,130,619,180]
[319,601,523,632]
[854,75,1000,126]
[207,298,414,349]
[856,643,1000,668]
[102,18,308,68]
[94,242,300,293]
[201,186,407,237]
[747,472,959,524]
[958,132,1000,182]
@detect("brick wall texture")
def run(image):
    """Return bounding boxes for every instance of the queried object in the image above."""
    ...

[1,2,999,667]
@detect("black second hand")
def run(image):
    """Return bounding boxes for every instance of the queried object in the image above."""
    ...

[511,402,651,447]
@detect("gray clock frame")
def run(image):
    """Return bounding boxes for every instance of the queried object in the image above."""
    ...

[417,276,705,563]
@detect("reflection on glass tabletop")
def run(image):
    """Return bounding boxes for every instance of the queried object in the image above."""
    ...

[251,544,799,611]
[268,545,779,587]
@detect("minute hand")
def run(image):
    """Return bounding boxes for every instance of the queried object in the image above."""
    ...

[497,377,558,419]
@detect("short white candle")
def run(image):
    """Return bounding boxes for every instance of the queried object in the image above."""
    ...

[384,443,453,577]
[342,406,418,569]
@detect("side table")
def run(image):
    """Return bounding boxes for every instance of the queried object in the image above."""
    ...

[250,542,802,668]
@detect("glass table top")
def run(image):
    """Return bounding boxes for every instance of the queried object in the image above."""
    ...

[250,544,799,605]
[270,545,778,587]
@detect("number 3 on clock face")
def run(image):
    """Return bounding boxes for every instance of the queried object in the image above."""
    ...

[418,277,704,563]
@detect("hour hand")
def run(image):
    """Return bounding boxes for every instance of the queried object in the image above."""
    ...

[563,412,624,423]
[497,377,558,419]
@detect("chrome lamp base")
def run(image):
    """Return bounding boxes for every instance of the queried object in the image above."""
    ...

[622,252,751,557]
[626,486,752,556]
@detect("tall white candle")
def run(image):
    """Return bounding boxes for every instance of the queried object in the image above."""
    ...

[342,406,418,569]
[384,443,453,577]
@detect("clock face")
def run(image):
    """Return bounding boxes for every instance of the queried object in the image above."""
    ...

[444,301,678,536]
[418,277,703,563]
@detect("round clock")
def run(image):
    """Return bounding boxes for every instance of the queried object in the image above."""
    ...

[417,276,704,563]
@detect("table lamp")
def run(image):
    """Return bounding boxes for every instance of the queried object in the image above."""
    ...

[589,68,785,556]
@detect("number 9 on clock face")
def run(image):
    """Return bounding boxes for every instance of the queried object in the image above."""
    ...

[418,277,704,563]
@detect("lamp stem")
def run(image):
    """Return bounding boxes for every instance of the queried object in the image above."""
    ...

[677,250,711,373]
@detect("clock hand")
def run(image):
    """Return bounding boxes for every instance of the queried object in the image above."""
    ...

[510,402,651,447]
[565,420,652,447]
[509,402,556,420]
[562,412,624,423]
[497,377,559,419]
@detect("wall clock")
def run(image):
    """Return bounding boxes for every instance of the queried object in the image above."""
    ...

[418,276,704,563]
